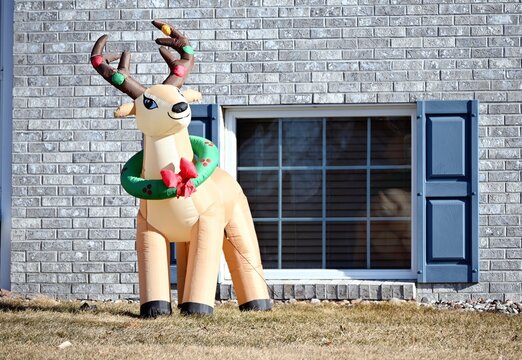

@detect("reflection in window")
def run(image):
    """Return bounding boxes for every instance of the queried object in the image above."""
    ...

[237,116,412,270]
[326,170,366,217]
[282,171,322,218]
[237,171,278,218]
[282,222,322,269]
[327,118,367,166]
[282,119,323,166]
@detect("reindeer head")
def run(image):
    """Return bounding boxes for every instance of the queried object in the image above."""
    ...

[90,20,201,137]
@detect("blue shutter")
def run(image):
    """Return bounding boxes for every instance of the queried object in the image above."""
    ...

[188,104,219,145]
[170,104,219,281]
[416,100,479,283]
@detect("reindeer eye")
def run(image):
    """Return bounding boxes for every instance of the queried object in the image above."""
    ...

[143,96,158,110]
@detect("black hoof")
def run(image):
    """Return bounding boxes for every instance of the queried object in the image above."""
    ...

[140,300,172,318]
[179,302,213,316]
[239,299,272,312]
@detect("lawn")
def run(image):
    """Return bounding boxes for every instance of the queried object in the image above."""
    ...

[0,297,520,360]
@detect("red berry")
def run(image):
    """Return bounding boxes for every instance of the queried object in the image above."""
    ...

[172,65,187,77]
[91,55,103,68]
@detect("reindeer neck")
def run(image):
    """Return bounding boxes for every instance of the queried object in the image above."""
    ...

[142,128,194,180]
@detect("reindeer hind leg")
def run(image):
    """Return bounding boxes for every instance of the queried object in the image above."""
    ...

[224,195,271,311]
[175,241,189,307]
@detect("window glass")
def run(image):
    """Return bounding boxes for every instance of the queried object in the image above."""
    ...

[255,222,278,269]
[372,117,411,165]
[236,115,412,271]
[371,221,411,269]
[282,222,322,269]
[237,119,278,167]
[282,170,322,218]
[327,118,367,166]
[370,170,411,218]
[326,222,366,268]
[282,119,322,166]
[238,171,278,218]
[326,170,366,217]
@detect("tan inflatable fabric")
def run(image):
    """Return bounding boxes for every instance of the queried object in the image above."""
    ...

[90,20,271,317]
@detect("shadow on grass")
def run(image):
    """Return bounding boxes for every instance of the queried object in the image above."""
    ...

[0,299,141,318]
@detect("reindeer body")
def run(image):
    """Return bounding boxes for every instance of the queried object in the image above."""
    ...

[91,22,271,317]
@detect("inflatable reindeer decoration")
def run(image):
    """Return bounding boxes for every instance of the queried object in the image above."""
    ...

[90,20,271,317]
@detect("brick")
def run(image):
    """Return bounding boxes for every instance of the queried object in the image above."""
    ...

[506,250,522,259]
[490,283,521,293]
[325,284,336,299]
[359,284,370,299]
[282,94,313,104]
[58,274,88,283]
[481,249,506,259]
[219,284,231,300]
[27,274,57,283]
[337,284,348,299]
[120,252,137,261]
[490,261,522,270]
[105,263,136,273]
[283,284,294,299]
[249,94,280,105]
[439,293,472,302]
[315,284,326,299]
[90,273,119,284]
[403,284,415,300]
[41,284,72,294]
[313,93,344,103]
[72,284,102,294]
[272,284,283,300]
[381,284,393,300]
[247,29,277,40]
[41,263,72,273]
[89,251,120,262]
[11,262,40,273]
[121,273,138,284]
[505,272,522,282]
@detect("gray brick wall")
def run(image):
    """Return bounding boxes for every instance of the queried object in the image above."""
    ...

[10,0,522,301]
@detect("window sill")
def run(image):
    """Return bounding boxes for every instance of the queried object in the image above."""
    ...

[226,269,416,281]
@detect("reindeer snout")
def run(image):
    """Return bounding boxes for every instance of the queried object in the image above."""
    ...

[172,102,188,113]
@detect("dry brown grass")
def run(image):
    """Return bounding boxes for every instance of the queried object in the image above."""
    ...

[0,297,520,360]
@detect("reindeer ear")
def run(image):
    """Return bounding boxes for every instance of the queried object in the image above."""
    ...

[182,89,202,104]
[114,102,136,118]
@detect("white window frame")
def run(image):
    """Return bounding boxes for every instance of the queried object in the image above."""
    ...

[221,104,418,281]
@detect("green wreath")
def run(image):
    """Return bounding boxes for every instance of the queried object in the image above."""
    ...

[120,135,219,200]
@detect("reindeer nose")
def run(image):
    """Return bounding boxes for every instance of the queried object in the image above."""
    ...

[172,102,188,113]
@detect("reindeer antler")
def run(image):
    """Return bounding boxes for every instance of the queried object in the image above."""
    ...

[152,20,195,88]
[90,35,146,99]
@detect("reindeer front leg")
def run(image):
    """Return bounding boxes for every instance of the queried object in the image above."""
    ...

[136,210,172,317]
[180,206,225,315]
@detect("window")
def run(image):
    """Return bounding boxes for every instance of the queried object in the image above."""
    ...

[175,101,479,284]
[224,105,417,280]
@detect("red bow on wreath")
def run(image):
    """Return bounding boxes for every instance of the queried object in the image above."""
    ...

[160,158,198,198]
